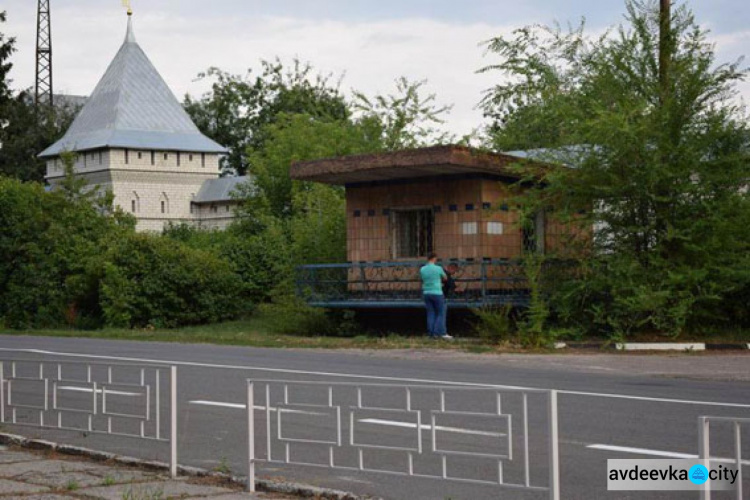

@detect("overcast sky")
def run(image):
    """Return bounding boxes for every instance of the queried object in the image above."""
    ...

[3,1,749,135]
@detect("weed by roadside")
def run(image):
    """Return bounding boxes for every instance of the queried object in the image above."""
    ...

[212,457,231,475]
[5,308,739,353]
[0,310,510,352]
[122,485,164,500]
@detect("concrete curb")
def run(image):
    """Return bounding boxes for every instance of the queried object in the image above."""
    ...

[0,432,374,500]
[616,342,706,351]
[559,342,749,351]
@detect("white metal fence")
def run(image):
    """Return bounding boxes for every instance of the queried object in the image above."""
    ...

[246,379,560,499]
[698,415,747,500]
[0,359,178,477]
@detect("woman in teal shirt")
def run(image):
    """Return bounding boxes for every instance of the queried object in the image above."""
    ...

[419,253,453,339]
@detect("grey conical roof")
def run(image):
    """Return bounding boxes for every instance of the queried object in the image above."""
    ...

[40,16,226,157]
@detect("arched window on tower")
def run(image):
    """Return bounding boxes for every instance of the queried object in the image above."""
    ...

[131,192,140,213]
[160,193,170,214]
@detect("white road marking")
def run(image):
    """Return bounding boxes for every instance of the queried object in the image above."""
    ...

[358,418,506,437]
[587,444,750,465]
[189,400,323,416]
[190,400,245,409]
[2,348,749,408]
[58,386,141,397]
[588,444,695,459]
[558,390,750,408]
[189,401,506,437]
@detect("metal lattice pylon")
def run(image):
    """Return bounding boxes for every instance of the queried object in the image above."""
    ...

[35,0,53,107]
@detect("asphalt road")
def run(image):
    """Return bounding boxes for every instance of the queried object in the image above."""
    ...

[0,336,748,500]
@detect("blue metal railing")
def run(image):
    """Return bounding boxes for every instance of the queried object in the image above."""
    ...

[295,259,529,308]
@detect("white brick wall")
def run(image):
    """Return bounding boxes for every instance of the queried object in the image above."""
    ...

[109,149,220,174]
[46,150,112,178]
[46,148,221,179]
[192,201,239,230]
[45,148,231,232]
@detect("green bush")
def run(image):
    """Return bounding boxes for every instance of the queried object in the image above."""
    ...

[97,233,246,328]
[517,254,554,347]
[0,175,250,331]
[223,221,294,304]
[472,306,513,344]
[0,176,130,328]
[545,255,746,340]
[258,297,335,336]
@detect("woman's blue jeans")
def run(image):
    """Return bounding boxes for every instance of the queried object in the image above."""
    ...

[424,294,446,337]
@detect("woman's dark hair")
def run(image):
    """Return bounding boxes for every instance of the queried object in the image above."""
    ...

[427,252,438,260]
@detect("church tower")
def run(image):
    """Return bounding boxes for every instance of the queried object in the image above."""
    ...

[40,12,227,231]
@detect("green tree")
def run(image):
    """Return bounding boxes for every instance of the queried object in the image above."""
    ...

[478,19,586,152]
[480,1,750,336]
[289,183,347,265]
[0,91,78,181]
[0,9,17,168]
[0,12,78,182]
[241,113,382,220]
[184,59,349,175]
[241,79,454,221]
[0,10,13,104]
[353,77,454,150]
